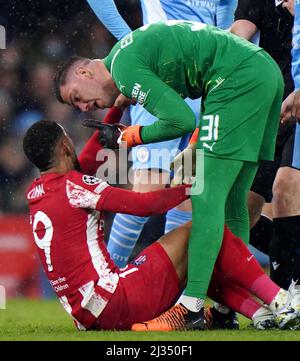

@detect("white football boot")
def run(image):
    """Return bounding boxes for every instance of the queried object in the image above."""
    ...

[252,305,277,330]
[274,280,300,330]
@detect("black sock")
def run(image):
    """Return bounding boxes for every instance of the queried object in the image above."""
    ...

[290,216,300,283]
[249,214,273,255]
[269,216,300,290]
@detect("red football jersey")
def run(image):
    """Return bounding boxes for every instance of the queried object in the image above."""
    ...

[27,171,119,330]
[27,168,190,330]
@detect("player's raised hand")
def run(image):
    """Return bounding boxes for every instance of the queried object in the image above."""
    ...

[83,119,143,148]
[82,120,126,149]
[280,91,300,124]
[292,89,300,123]
[281,91,294,124]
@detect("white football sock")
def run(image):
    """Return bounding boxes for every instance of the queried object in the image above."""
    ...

[179,295,204,312]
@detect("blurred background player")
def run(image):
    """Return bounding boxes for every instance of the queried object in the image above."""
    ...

[86,0,238,270]
[23,120,300,331]
[230,0,300,290]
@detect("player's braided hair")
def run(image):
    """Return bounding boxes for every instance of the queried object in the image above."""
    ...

[53,55,88,103]
[23,120,64,171]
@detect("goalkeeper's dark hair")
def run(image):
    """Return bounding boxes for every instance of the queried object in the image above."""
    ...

[54,55,89,103]
[23,120,64,171]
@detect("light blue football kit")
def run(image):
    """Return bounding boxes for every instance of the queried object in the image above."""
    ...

[292,0,300,170]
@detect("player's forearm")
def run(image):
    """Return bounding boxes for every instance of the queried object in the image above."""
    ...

[136,185,191,216]
[230,20,257,41]
[87,0,131,40]
[141,118,195,144]
[99,185,190,216]
[78,130,104,175]
[140,95,196,144]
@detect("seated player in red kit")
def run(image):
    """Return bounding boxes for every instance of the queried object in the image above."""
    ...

[23,116,300,331]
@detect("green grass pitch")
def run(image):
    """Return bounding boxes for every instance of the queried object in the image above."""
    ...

[0,299,300,341]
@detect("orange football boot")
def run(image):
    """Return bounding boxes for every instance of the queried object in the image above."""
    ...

[132,303,206,331]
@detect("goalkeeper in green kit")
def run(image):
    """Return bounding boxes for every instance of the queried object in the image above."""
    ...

[55,20,284,330]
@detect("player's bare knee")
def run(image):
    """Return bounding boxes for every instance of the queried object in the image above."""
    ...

[159,223,190,258]
[273,167,300,211]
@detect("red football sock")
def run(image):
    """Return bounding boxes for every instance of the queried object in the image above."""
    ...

[216,226,281,305]
[208,267,261,319]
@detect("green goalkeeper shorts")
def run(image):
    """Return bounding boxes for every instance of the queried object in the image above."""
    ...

[197,49,284,162]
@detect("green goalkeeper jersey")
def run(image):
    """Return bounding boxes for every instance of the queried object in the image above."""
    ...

[103,20,282,163]
[103,21,262,144]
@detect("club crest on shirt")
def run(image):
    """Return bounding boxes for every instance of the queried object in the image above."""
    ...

[136,146,149,163]
[82,175,102,185]
[132,254,147,266]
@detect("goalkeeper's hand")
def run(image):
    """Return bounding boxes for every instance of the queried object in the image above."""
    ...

[83,119,143,148]
[170,128,199,186]
[171,143,196,186]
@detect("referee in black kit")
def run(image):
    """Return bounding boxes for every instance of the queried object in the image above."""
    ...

[231,0,300,291]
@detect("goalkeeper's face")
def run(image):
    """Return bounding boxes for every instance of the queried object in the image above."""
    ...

[60,60,119,112]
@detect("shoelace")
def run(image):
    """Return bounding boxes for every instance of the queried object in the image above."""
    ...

[289,280,300,310]
[152,304,189,330]
[117,127,126,145]
[204,306,213,328]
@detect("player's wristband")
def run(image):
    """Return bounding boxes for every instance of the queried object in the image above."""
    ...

[121,125,143,147]
[189,128,199,144]
[103,106,123,125]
